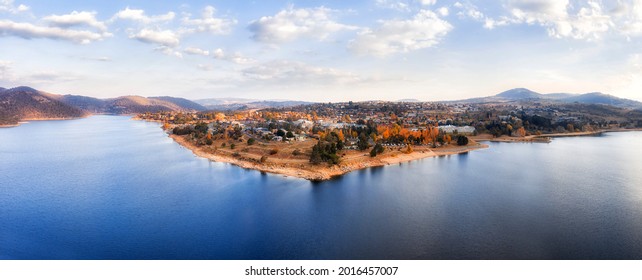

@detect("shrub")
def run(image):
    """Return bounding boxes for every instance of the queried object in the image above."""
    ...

[456,135,469,146]
[260,155,268,163]
[269,149,278,155]
[247,138,256,145]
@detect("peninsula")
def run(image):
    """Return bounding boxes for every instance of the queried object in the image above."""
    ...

[136,88,642,180]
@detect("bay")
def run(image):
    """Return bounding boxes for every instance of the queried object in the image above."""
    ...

[1,115,641,259]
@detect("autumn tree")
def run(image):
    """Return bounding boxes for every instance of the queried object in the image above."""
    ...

[516,127,526,137]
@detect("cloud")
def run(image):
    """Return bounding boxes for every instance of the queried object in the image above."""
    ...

[0,20,109,44]
[130,28,179,47]
[376,0,437,11]
[376,0,411,12]
[184,47,210,56]
[458,1,615,40]
[242,60,362,84]
[505,0,615,40]
[437,7,449,17]
[248,6,357,44]
[43,11,108,32]
[212,48,256,64]
[0,0,29,14]
[349,9,452,56]
[154,46,183,58]
[181,6,236,35]
[184,46,255,64]
[111,7,175,24]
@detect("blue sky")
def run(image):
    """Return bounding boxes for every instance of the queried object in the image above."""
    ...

[1,0,642,102]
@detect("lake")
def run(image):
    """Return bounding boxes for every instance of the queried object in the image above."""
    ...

[1,116,641,259]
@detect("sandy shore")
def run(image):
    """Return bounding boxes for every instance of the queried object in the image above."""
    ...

[170,134,488,181]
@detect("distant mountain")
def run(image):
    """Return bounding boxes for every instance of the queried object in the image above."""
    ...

[561,92,641,108]
[543,93,579,99]
[495,88,543,100]
[50,94,107,113]
[398,99,421,103]
[0,86,88,125]
[0,86,208,126]
[454,88,642,109]
[195,97,314,111]
[152,96,207,111]
[195,97,259,106]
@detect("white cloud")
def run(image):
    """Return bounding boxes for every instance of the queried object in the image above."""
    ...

[454,1,484,20]
[460,1,619,40]
[184,46,255,64]
[419,0,437,6]
[154,46,183,58]
[376,0,411,12]
[181,6,236,35]
[184,47,210,56]
[130,28,179,47]
[111,7,175,24]
[0,19,109,44]
[211,48,256,64]
[248,6,357,44]
[43,11,108,32]
[349,10,452,56]
[242,60,361,84]
[437,7,449,17]
[0,0,29,14]
[376,0,437,11]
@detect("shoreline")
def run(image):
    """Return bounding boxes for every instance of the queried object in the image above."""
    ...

[169,134,489,181]
[471,128,642,143]
[0,116,89,128]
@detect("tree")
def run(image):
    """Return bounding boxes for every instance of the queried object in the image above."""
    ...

[357,133,370,151]
[516,127,526,137]
[567,123,575,132]
[286,131,294,138]
[194,122,209,134]
[276,129,286,137]
[370,143,384,157]
[456,135,469,146]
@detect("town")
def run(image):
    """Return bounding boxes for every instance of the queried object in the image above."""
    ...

[136,99,642,180]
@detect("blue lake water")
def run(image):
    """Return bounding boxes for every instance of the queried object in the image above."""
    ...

[1,115,641,259]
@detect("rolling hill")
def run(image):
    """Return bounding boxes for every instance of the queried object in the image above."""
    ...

[455,88,642,109]
[194,97,314,111]
[0,86,88,125]
[0,86,208,126]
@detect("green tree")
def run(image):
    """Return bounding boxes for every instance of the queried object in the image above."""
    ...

[370,143,385,157]
[456,135,469,146]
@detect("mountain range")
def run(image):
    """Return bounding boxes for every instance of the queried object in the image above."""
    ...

[194,97,313,111]
[0,86,205,126]
[2,86,641,126]
[455,88,642,109]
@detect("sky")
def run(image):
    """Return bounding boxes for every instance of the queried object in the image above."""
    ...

[1,0,642,102]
